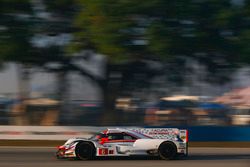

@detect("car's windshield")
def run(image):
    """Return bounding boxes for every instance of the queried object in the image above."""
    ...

[89,133,106,140]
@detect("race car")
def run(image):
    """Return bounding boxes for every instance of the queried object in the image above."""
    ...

[56,128,188,160]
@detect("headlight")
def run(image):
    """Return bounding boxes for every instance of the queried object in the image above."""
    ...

[64,141,78,149]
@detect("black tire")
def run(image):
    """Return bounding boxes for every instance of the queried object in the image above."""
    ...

[158,142,177,160]
[75,142,95,160]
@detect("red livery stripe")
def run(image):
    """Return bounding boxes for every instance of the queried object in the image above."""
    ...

[104,139,136,143]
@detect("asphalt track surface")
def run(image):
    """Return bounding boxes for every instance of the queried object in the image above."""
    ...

[0,147,249,167]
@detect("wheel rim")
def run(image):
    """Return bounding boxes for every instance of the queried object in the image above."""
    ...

[160,144,175,158]
[77,144,92,159]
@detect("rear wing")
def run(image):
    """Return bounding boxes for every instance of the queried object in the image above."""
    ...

[179,129,188,143]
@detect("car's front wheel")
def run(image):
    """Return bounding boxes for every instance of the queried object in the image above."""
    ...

[75,142,95,160]
[158,141,177,160]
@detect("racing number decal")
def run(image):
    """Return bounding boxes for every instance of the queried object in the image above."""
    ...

[98,148,108,155]
[98,148,114,155]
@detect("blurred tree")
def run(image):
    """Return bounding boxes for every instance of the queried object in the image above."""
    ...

[144,0,244,84]
[0,0,34,99]
[1,0,250,125]
[69,0,165,124]
[237,0,250,64]
[0,0,31,62]
[0,0,77,120]
[70,0,250,124]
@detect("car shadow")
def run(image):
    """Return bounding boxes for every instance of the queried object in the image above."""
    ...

[182,154,250,161]
[90,153,250,161]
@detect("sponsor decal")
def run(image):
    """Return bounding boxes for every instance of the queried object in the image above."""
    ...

[130,128,177,140]
[109,150,114,154]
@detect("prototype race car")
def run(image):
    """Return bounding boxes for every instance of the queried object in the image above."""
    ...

[56,128,188,160]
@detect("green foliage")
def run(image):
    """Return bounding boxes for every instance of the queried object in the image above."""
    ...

[236,1,250,64]
[70,0,133,62]
[45,0,75,13]
[1,0,250,83]
[0,0,32,13]
[71,1,250,65]
[0,0,76,65]
[0,0,33,63]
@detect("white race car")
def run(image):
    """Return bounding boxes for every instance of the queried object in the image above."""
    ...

[56,128,188,160]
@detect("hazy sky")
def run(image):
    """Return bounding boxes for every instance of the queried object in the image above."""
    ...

[1,62,250,99]
[0,63,18,95]
[0,61,102,100]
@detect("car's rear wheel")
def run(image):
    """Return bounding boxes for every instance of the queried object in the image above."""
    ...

[158,142,177,160]
[75,142,95,160]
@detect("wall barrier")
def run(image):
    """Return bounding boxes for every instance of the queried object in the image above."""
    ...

[146,126,250,141]
[187,126,250,141]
